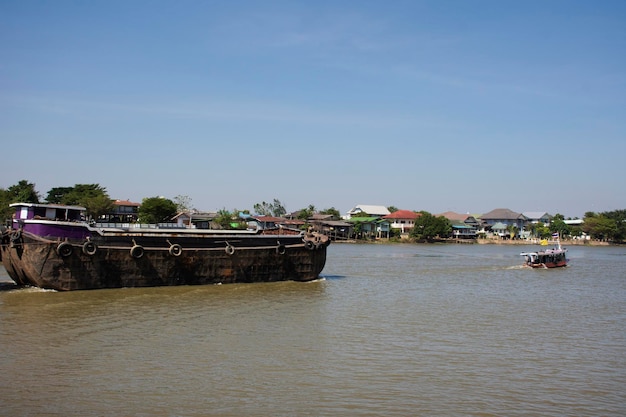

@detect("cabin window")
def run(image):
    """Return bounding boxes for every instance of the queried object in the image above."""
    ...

[32,207,46,218]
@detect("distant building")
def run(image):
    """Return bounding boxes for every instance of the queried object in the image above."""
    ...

[248,215,283,231]
[346,216,390,239]
[480,208,527,238]
[481,208,527,229]
[172,211,218,229]
[490,222,510,237]
[437,211,480,239]
[346,204,390,219]
[383,210,420,234]
[311,219,354,241]
[99,199,140,223]
[522,211,553,225]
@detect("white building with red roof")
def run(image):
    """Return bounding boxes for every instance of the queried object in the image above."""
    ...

[383,210,420,234]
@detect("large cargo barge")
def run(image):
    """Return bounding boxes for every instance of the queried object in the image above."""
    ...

[1,203,330,291]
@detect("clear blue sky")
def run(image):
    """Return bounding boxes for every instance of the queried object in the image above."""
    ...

[1,1,624,218]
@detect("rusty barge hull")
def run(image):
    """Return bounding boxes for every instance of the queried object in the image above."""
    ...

[2,231,328,291]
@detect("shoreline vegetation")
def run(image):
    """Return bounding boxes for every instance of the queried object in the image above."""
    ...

[474,238,611,246]
[337,238,614,246]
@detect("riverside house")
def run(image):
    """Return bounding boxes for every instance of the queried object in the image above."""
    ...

[438,211,480,239]
[346,204,391,218]
[346,216,390,239]
[522,212,553,225]
[480,208,528,238]
[308,214,353,241]
[344,204,391,239]
[98,199,140,223]
[383,210,420,236]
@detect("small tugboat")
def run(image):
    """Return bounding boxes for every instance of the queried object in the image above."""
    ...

[520,233,568,268]
[1,202,330,291]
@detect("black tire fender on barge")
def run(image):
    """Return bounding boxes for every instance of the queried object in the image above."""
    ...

[10,229,21,242]
[57,242,73,257]
[82,241,98,256]
[9,230,22,248]
[130,245,145,259]
[169,243,183,257]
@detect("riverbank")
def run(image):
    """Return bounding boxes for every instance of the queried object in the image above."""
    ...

[475,238,611,246]
[336,238,615,246]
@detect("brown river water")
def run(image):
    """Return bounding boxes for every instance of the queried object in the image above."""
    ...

[1,243,625,416]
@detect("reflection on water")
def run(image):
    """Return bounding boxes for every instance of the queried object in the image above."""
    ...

[1,243,625,416]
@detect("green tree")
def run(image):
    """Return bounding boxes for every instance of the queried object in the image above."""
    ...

[45,184,112,219]
[582,209,626,242]
[601,209,626,242]
[213,208,247,229]
[8,180,41,203]
[174,195,193,212]
[351,222,362,239]
[6,180,39,203]
[0,180,41,221]
[45,186,74,204]
[387,206,399,213]
[410,211,452,241]
[550,218,570,237]
[526,222,539,238]
[46,184,107,205]
[297,205,316,220]
[138,197,178,224]
[0,189,9,222]
[506,224,519,239]
[320,207,341,219]
[214,209,233,229]
[83,195,114,221]
[535,224,552,239]
[583,213,617,241]
[583,211,597,220]
[254,199,286,217]
[569,224,583,238]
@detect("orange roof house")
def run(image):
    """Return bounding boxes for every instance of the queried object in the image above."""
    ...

[383,210,421,234]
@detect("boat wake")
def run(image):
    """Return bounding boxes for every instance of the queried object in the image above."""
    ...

[3,284,57,293]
